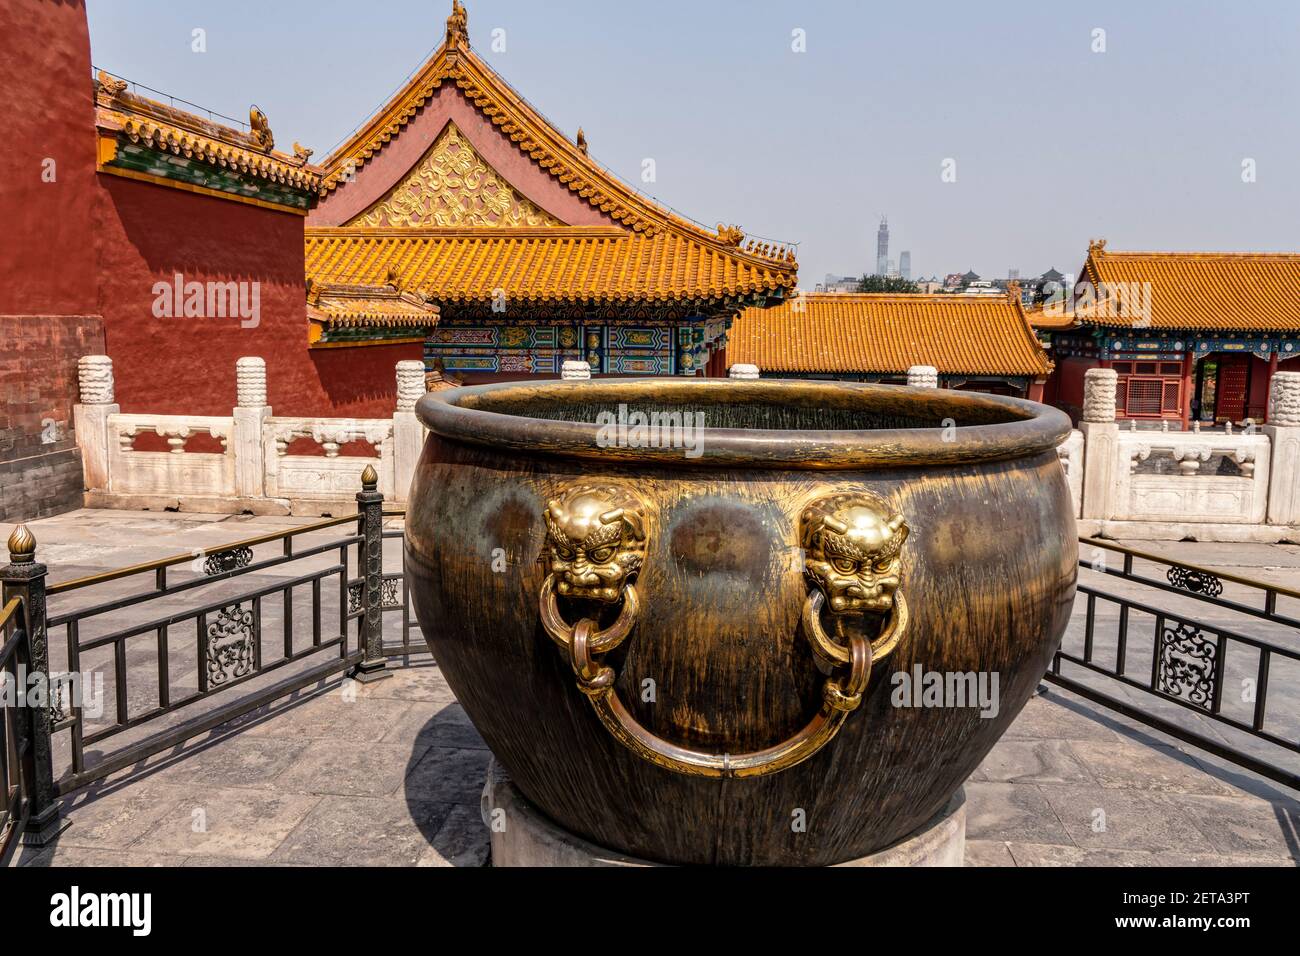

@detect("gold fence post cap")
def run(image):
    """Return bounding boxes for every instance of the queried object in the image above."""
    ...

[6,524,36,563]
[360,464,378,490]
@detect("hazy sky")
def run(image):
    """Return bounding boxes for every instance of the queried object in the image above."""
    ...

[87,0,1300,285]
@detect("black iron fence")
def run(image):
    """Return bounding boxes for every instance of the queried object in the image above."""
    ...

[1048,537,1300,790]
[0,470,424,850]
[5,497,1299,853]
[0,595,36,866]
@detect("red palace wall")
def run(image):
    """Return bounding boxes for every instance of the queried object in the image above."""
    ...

[93,176,419,419]
[0,0,99,317]
[0,0,103,520]
[1050,356,1098,424]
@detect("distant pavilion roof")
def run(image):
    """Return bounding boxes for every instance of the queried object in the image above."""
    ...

[728,291,1053,377]
[1074,240,1300,331]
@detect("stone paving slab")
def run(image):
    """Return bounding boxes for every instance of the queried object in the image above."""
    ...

[4,511,1299,867]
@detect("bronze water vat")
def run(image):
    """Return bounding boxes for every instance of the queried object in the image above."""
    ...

[405,378,1076,865]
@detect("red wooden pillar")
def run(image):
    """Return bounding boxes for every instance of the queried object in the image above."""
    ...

[1180,351,1194,430]
[1027,379,1045,402]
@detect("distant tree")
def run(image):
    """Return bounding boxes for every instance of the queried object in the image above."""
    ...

[856,274,921,293]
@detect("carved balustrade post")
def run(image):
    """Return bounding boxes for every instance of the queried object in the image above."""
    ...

[392,360,426,505]
[2,526,68,844]
[1079,368,1120,521]
[1264,371,1300,524]
[234,357,270,500]
[72,355,119,492]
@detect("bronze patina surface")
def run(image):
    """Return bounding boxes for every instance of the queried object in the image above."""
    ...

[406,379,1076,865]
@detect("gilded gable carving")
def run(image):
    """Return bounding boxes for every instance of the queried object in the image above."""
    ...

[348,121,560,228]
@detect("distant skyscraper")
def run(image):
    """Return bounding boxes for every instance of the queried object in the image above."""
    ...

[875,217,889,276]
[899,251,911,282]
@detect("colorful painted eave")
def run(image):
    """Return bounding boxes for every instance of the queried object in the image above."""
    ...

[94,72,323,211]
[315,5,797,283]
[1077,240,1300,332]
[728,292,1054,377]
[304,227,795,306]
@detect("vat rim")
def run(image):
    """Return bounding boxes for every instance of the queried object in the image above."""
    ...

[415,378,1072,470]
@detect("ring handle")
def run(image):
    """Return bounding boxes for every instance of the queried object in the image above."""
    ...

[539,486,910,779]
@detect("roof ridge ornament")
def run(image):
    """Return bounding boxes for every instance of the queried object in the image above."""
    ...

[97,70,128,100]
[446,0,469,48]
[576,127,588,155]
[716,224,744,246]
[1089,237,1107,256]
[249,105,274,152]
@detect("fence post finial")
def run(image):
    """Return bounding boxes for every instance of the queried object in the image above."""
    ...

[77,355,114,405]
[561,360,592,381]
[235,356,267,408]
[6,524,36,564]
[906,365,939,389]
[1083,368,1119,423]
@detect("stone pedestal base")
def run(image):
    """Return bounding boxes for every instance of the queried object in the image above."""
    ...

[481,759,966,867]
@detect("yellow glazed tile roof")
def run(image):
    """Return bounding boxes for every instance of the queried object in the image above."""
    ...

[1079,240,1300,331]
[94,72,322,193]
[1024,303,1078,330]
[728,292,1053,376]
[306,281,440,329]
[304,227,794,304]
[313,3,797,293]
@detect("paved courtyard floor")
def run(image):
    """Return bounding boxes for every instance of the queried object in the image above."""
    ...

[4,509,1299,867]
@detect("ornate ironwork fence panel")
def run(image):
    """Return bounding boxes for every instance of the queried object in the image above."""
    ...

[377,525,426,657]
[1049,538,1300,790]
[44,524,365,793]
[24,471,424,795]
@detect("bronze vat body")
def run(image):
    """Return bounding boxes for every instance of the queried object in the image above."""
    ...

[405,379,1076,865]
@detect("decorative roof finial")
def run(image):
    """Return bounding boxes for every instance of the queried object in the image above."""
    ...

[716,224,744,246]
[7,524,36,564]
[249,105,274,152]
[446,0,469,47]
[1088,238,1107,256]
[97,70,128,100]
[576,127,588,155]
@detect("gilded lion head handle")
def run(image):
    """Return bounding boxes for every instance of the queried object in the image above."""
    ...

[800,493,910,666]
